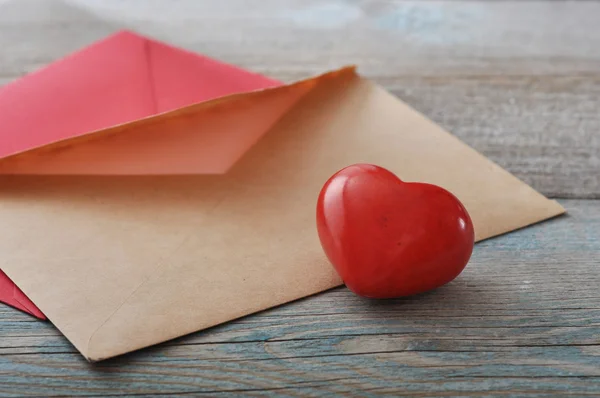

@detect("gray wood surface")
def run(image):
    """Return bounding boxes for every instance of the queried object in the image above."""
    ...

[0,0,599,396]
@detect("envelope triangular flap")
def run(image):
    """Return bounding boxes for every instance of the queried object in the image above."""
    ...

[0,69,327,175]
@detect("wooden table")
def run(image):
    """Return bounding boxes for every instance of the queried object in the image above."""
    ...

[1,1,598,396]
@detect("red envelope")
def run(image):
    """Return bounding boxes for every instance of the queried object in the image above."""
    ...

[0,271,45,319]
[0,30,280,318]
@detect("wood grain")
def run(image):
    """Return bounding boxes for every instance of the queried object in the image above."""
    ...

[0,0,598,198]
[0,199,599,396]
[0,0,599,396]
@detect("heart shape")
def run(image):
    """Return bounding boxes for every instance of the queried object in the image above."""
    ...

[316,164,474,298]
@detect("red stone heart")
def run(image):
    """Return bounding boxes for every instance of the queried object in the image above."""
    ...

[316,164,474,298]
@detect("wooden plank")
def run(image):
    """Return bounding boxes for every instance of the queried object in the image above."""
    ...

[0,0,598,198]
[0,199,598,396]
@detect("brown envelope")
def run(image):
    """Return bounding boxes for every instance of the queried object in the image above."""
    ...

[0,67,564,361]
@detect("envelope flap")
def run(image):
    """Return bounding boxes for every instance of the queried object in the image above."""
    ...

[0,68,340,175]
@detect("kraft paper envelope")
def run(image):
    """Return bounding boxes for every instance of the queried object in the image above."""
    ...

[0,30,280,317]
[0,40,564,361]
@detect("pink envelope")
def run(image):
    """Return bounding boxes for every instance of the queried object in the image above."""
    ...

[0,30,281,318]
[0,270,45,319]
